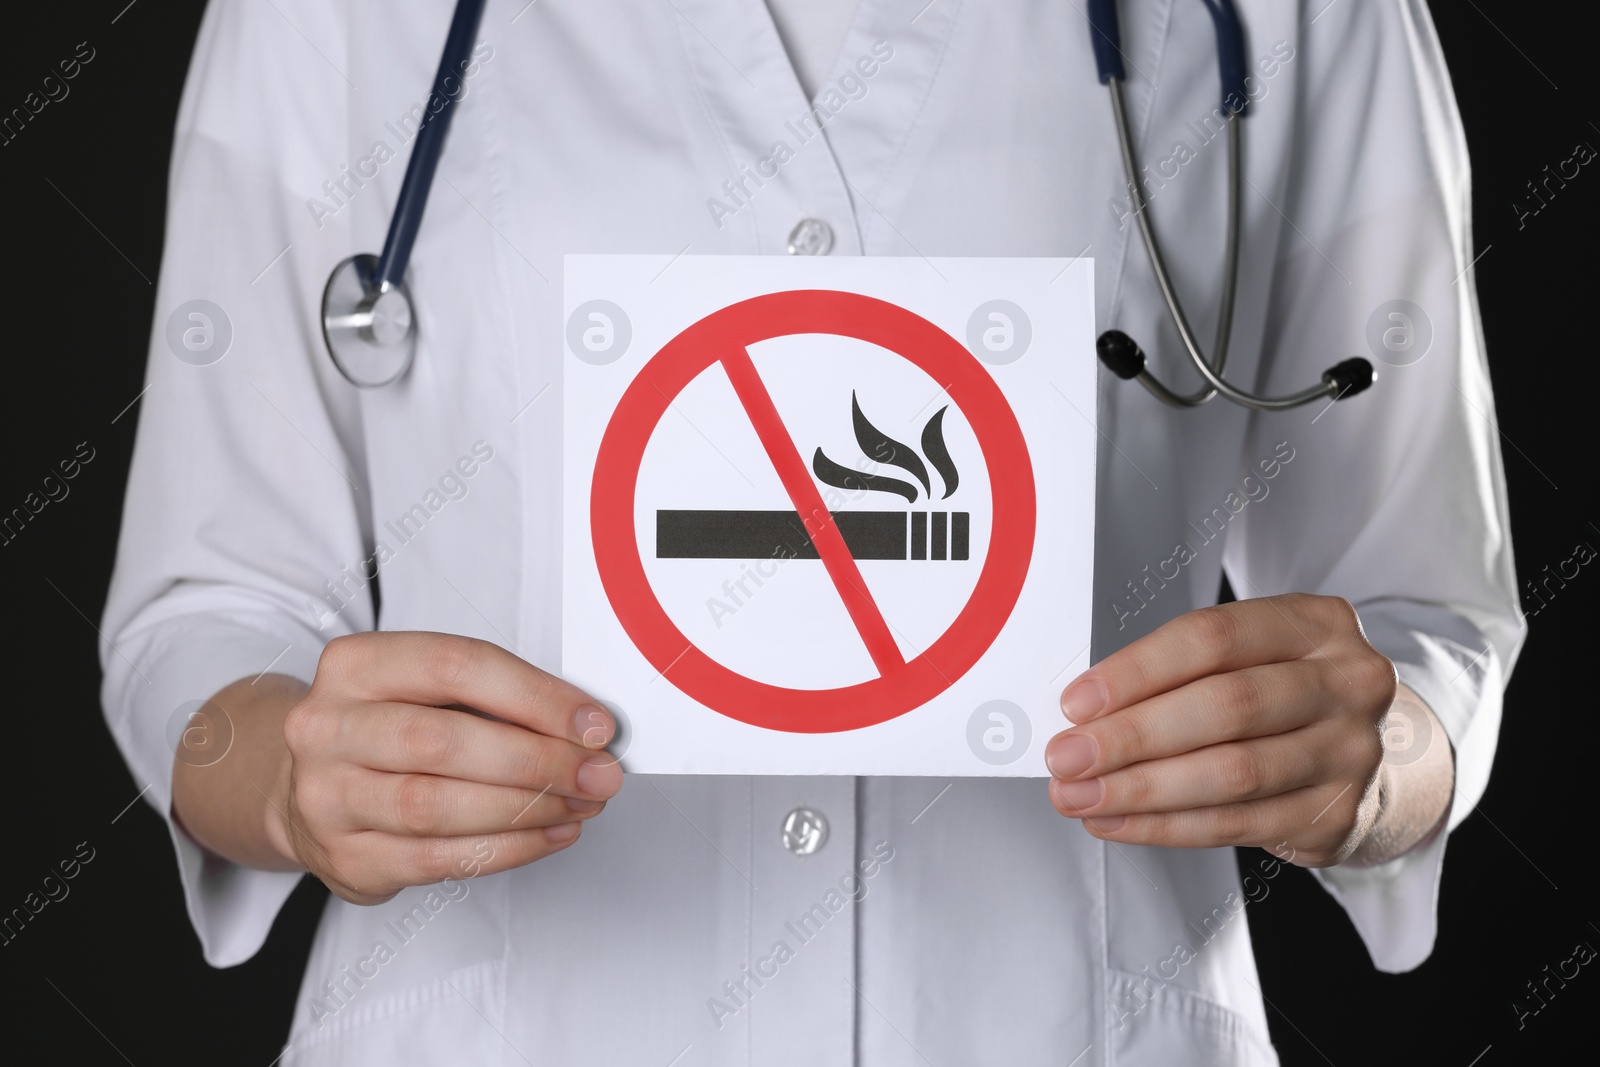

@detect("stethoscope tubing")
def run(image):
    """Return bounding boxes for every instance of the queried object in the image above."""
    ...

[1108,76,1237,408]
[373,0,491,293]
[1108,77,1335,411]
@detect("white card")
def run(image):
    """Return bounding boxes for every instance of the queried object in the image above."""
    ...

[562,255,1095,776]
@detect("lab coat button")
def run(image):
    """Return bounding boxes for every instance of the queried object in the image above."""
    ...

[781,807,828,855]
[787,218,834,256]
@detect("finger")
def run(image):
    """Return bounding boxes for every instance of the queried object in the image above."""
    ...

[343,823,588,896]
[351,771,608,837]
[1060,594,1362,723]
[1045,660,1338,780]
[1071,782,1363,861]
[1049,729,1330,819]
[325,702,624,799]
[317,631,614,744]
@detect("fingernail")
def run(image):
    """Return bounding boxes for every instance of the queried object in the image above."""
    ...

[573,704,614,748]
[576,755,623,798]
[1052,777,1103,812]
[1045,733,1098,779]
[1088,815,1125,834]
[546,821,581,843]
[1060,677,1108,723]
[566,796,604,814]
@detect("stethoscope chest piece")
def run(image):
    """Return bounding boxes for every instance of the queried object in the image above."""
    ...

[321,253,417,388]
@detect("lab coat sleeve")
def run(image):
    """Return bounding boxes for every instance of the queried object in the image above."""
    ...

[1221,0,1526,972]
[98,0,365,967]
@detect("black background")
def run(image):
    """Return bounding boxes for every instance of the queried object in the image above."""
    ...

[1,2,1593,1063]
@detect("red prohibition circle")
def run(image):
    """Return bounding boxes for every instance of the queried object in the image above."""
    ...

[590,289,1037,733]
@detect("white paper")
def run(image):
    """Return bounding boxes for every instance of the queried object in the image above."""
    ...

[562,255,1095,776]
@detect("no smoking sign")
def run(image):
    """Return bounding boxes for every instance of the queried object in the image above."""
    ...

[563,256,1095,776]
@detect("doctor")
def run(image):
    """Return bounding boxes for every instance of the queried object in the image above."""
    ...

[101,1,1521,1064]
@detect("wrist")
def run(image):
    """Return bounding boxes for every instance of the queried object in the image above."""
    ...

[262,746,302,870]
[1342,684,1454,868]
[1342,761,1398,868]
[171,672,310,872]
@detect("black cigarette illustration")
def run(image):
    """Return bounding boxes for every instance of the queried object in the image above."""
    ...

[656,509,969,561]
[655,393,971,562]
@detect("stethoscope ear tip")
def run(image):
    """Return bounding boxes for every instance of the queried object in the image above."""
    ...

[1096,330,1147,381]
[1322,357,1376,399]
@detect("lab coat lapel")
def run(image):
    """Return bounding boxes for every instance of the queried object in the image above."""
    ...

[808,0,966,249]
[668,0,857,253]
[666,0,966,257]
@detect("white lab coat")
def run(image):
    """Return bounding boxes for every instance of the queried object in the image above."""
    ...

[100,0,1523,1063]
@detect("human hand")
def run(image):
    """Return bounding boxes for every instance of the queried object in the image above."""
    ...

[275,631,622,903]
[1045,594,1412,867]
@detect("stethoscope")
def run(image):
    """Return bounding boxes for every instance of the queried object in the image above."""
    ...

[1088,0,1373,409]
[323,0,1375,411]
[320,0,489,387]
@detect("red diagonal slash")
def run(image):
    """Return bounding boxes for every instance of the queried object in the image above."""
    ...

[719,346,905,676]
